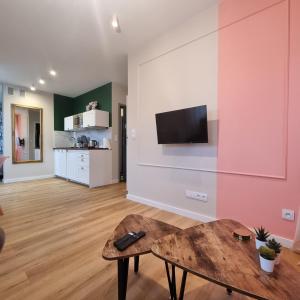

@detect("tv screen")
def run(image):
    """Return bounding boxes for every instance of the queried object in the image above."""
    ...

[155,105,208,144]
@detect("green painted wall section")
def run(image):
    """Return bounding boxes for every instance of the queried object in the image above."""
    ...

[53,82,112,130]
[73,82,112,126]
[54,94,74,131]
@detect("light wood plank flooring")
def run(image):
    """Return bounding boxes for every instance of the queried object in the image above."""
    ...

[0,178,299,300]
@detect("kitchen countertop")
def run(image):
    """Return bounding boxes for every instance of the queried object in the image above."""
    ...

[53,147,110,150]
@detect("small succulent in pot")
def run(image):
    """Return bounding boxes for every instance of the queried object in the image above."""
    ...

[254,226,270,249]
[266,238,282,265]
[259,246,276,273]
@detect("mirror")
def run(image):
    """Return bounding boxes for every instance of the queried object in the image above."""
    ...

[11,104,43,164]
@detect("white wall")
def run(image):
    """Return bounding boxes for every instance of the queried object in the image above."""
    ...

[112,82,127,182]
[3,84,54,182]
[127,5,218,220]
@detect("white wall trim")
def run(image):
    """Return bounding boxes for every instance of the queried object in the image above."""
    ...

[3,174,54,184]
[127,193,216,223]
[138,162,286,180]
[127,193,293,248]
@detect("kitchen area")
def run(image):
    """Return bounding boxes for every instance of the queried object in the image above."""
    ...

[53,82,127,188]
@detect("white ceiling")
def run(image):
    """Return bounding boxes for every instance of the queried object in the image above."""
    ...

[0,0,218,97]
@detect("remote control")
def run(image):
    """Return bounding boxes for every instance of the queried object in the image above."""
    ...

[114,231,146,251]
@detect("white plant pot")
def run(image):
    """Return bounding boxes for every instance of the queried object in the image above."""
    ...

[255,238,266,250]
[259,255,275,273]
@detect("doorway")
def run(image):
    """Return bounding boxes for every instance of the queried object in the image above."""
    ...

[119,104,127,182]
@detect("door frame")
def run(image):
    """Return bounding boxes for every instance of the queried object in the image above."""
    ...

[119,104,127,182]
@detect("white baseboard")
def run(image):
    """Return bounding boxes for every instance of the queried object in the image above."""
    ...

[3,174,54,184]
[268,234,293,249]
[127,193,294,248]
[127,193,216,223]
[111,179,120,184]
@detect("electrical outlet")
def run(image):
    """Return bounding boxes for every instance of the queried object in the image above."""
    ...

[185,190,208,202]
[282,209,295,221]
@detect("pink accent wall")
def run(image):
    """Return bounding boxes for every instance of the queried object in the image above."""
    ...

[217,0,300,239]
[219,0,284,28]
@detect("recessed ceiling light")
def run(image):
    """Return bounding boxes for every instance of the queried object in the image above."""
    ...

[112,15,121,33]
[30,85,36,91]
[39,79,45,85]
[49,70,57,76]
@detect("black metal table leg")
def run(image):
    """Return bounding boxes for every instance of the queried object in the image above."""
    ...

[171,264,177,300]
[134,256,139,273]
[118,258,129,300]
[179,271,187,300]
[227,288,233,295]
[165,261,174,299]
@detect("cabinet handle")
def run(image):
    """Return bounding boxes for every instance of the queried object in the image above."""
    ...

[81,167,84,170]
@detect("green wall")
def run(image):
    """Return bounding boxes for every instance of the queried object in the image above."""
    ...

[54,82,112,130]
[54,94,74,131]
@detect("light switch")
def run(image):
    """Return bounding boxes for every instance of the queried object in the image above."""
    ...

[131,129,136,139]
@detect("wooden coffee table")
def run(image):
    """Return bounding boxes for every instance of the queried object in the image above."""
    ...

[102,214,180,300]
[151,219,300,300]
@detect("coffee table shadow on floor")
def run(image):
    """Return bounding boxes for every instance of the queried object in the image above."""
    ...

[101,270,171,300]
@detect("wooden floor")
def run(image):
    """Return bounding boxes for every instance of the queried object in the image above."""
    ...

[0,179,299,300]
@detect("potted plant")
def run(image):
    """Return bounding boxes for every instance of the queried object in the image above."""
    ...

[259,246,276,273]
[254,226,270,249]
[266,238,282,265]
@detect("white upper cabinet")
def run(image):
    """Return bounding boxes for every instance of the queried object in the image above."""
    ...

[82,110,109,128]
[64,116,74,131]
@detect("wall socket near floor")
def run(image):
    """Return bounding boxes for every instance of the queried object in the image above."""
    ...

[282,209,295,221]
[185,190,208,202]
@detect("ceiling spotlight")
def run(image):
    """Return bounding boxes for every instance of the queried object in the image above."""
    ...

[49,70,57,76]
[112,15,121,33]
[39,79,45,85]
[30,85,36,91]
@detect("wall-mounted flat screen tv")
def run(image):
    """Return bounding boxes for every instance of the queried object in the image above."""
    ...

[155,105,208,144]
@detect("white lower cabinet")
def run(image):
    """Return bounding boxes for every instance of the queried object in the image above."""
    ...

[54,149,67,178]
[54,149,112,188]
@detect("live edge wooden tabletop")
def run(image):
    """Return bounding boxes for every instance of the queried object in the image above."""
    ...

[151,219,300,300]
[102,214,180,260]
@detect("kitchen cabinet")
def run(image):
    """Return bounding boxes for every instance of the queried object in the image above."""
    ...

[64,116,74,131]
[54,149,67,178]
[54,149,112,188]
[82,110,109,128]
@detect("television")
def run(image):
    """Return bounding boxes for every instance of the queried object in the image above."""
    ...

[155,105,208,144]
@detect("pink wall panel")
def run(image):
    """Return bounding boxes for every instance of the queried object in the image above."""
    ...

[217,0,300,239]
[217,1,288,177]
[219,0,285,28]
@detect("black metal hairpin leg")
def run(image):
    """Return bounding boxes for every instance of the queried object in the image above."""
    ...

[172,264,177,300]
[165,261,178,300]
[227,288,233,295]
[165,262,174,299]
[118,258,129,300]
[179,271,187,300]
[134,256,139,273]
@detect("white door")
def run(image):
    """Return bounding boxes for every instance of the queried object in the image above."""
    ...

[66,151,78,181]
[54,150,67,177]
[83,111,94,128]
[94,110,109,127]
[64,116,73,131]
[83,110,109,128]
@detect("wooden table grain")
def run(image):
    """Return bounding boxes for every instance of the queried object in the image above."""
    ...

[151,219,300,300]
[102,214,180,300]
